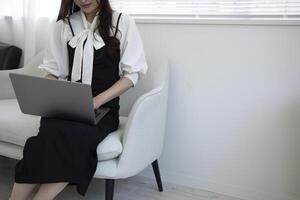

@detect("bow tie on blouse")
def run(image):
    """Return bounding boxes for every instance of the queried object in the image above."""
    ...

[68,10,105,85]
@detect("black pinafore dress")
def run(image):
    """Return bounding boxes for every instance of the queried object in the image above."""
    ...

[14,12,123,196]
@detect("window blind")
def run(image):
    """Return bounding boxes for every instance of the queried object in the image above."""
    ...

[110,0,300,18]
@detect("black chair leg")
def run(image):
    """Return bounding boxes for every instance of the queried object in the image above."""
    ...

[105,179,115,200]
[152,159,163,191]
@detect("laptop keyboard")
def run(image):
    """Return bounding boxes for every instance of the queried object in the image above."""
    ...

[94,107,110,119]
[94,109,101,117]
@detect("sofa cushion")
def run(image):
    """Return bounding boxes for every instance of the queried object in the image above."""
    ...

[0,99,126,161]
[0,42,22,70]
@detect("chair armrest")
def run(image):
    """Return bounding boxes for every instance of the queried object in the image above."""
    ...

[115,84,169,178]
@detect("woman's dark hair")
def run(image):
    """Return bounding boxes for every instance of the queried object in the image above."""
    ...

[57,0,121,58]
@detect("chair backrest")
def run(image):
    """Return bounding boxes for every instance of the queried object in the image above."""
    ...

[119,55,169,116]
[114,56,169,177]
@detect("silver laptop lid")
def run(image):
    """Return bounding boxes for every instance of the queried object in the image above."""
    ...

[9,72,105,125]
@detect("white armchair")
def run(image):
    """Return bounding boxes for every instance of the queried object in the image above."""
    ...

[97,54,170,199]
[0,51,170,200]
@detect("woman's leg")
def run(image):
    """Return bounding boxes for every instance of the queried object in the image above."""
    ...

[10,182,38,200]
[32,182,68,200]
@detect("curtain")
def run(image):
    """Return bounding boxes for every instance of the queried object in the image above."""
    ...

[0,0,60,66]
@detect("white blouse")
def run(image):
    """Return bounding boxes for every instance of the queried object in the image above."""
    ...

[38,9,148,87]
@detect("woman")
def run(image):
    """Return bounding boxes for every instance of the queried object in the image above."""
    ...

[9,0,148,199]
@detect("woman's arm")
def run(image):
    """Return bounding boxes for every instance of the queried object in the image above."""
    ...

[44,73,131,110]
[38,20,69,80]
[93,15,149,110]
[93,76,133,110]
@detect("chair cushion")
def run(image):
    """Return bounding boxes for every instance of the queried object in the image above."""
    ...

[96,117,126,161]
[0,99,126,161]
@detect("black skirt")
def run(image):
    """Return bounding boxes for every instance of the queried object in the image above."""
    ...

[14,111,119,196]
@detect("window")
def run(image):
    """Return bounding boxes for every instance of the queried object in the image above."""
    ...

[1,0,299,21]
[110,0,300,18]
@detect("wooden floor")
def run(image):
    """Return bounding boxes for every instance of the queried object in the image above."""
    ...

[0,156,242,200]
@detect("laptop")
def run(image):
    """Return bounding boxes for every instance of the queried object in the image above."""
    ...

[9,73,110,125]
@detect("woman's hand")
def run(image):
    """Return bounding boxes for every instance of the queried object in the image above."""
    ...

[92,77,133,110]
[93,96,102,110]
[45,74,58,80]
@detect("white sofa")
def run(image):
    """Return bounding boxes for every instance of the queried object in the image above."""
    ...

[0,50,169,199]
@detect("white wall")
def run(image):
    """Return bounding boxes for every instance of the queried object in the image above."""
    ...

[137,22,300,200]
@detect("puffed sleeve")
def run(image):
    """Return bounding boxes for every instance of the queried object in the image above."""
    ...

[119,14,148,87]
[38,19,69,80]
